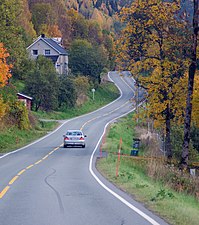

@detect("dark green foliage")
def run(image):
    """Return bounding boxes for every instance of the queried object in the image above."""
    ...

[58,75,77,109]
[69,39,108,84]
[151,189,175,202]
[0,83,17,103]
[190,126,199,152]
[171,125,199,161]
[24,56,59,111]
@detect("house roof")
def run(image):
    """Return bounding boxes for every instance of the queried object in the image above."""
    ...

[27,35,68,55]
[17,93,33,100]
[43,38,68,55]
[45,55,59,64]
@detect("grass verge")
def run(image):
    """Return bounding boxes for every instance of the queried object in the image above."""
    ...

[0,121,58,154]
[96,113,199,225]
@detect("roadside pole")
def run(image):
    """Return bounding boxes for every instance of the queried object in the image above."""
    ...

[92,88,95,100]
[136,85,139,124]
[116,137,122,177]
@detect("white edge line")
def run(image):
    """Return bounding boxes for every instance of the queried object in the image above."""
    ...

[89,73,160,225]
[0,72,121,160]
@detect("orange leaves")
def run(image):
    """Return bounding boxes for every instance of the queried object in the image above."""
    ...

[46,25,62,37]
[0,43,12,88]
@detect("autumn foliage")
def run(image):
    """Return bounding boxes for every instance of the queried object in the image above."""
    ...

[0,43,12,88]
[115,0,199,160]
[0,43,12,120]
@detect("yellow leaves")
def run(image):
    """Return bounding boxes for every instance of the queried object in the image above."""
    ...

[74,76,89,96]
[0,43,12,88]
[192,73,199,127]
[0,95,7,120]
[115,0,195,131]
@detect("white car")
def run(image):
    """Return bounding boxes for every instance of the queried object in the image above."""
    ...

[63,130,86,148]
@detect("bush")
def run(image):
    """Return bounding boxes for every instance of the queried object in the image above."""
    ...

[8,101,30,130]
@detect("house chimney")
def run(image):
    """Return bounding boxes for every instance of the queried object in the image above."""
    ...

[41,34,45,38]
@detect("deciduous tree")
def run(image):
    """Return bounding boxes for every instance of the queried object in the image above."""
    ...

[69,39,108,84]
[24,56,59,111]
[58,76,77,109]
[115,0,189,159]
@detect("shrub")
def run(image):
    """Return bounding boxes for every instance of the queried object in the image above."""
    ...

[8,100,30,130]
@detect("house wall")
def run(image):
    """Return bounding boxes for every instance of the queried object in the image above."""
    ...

[18,97,32,110]
[56,55,69,74]
[27,40,58,59]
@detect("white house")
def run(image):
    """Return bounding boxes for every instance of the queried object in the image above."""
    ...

[27,34,68,75]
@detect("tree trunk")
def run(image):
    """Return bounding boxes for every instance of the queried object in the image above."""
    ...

[181,0,199,168]
[181,62,196,167]
[165,104,172,160]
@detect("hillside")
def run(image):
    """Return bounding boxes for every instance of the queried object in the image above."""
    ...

[64,0,133,17]
[27,0,134,37]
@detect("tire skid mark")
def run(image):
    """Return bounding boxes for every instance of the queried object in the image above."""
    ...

[44,168,65,214]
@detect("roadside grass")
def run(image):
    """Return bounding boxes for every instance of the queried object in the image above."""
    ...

[0,121,58,154]
[96,113,199,225]
[33,82,119,120]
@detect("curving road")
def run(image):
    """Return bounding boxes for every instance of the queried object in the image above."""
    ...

[0,72,168,225]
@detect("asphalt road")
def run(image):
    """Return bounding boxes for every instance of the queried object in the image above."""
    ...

[0,72,169,225]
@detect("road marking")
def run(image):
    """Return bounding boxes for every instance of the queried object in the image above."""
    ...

[121,76,135,92]
[18,169,26,176]
[26,164,34,169]
[35,160,42,165]
[42,155,49,160]
[0,186,10,199]
[9,176,19,185]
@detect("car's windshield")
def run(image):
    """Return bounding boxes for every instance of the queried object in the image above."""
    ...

[66,131,82,136]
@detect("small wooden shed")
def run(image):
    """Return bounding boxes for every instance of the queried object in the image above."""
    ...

[17,93,33,110]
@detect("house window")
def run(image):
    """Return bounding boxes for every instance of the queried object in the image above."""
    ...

[32,50,38,55]
[45,49,50,55]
